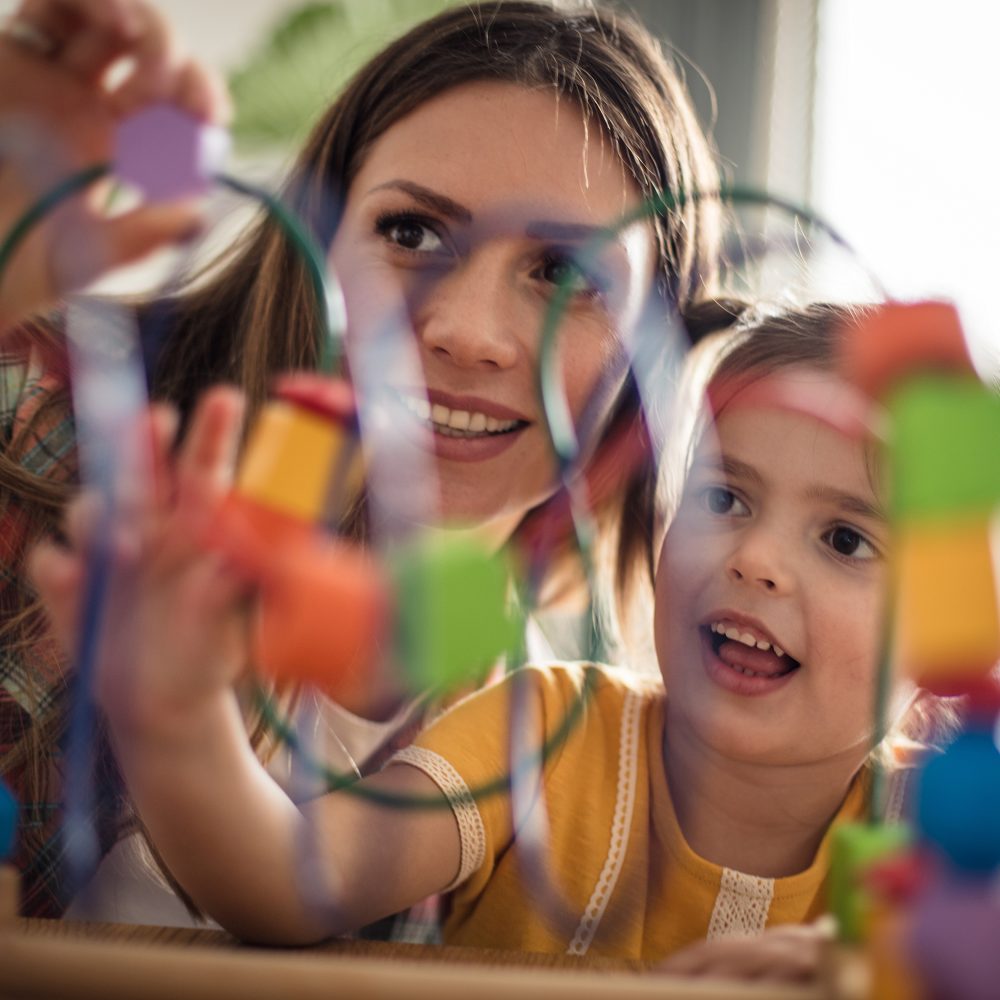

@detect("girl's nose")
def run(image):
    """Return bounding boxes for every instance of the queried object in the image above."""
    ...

[726,525,795,594]
[415,251,520,370]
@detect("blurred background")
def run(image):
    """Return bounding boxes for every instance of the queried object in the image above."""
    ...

[4,0,997,371]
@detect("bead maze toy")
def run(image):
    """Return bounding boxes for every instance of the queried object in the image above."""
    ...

[1,91,999,1000]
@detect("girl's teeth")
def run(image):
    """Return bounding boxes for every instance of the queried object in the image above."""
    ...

[711,620,783,657]
[431,403,450,425]
[469,413,487,432]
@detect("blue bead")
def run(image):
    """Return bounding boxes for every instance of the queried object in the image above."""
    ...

[0,778,17,862]
[916,726,1000,873]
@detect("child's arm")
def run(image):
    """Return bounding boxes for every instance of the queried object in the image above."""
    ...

[29,389,462,945]
[112,689,460,944]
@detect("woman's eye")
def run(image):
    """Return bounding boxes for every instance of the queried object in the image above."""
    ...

[824,525,878,561]
[538,253,604,297]
[375,214,445,254]
[700,486,748,516]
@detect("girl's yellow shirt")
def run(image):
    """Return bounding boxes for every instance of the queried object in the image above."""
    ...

[393,663,868,961]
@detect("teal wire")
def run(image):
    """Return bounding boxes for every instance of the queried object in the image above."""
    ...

[216,173,342,374]
[0,164,341,374]
[252,665,599,808]
[0,163,110,297]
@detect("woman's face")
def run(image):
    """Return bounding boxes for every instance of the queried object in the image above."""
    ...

[329,81,655,537]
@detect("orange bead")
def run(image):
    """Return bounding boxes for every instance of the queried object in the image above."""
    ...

[840,300,974,400]
[253,538,389,704]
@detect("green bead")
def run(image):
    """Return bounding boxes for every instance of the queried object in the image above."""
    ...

[889,376,1000,522]
[829,821,910,943]
[391,534,523,691]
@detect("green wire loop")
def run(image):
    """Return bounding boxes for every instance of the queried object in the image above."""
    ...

[0,163,343,374]
[216,173,343,374]
[0,163,110,301]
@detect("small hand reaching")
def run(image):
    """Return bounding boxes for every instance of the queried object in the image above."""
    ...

[657,919,835,984]
[29,386,253,736]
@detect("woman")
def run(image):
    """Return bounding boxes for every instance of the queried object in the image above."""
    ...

[1,0,732,923]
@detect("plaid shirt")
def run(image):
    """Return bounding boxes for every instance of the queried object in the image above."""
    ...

[0,340,78,917]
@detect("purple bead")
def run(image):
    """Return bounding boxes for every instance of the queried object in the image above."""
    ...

[908,880,1000,1000]
[114,103,230,202]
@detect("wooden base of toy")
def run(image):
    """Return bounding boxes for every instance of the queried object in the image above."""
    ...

[0,919,832,1000]
[0,867,874,1000]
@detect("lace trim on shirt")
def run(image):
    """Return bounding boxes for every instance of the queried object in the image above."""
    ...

[391,746,486,892]
[566,688,644,956]
[883,765,910,824]
[707,868,775,940]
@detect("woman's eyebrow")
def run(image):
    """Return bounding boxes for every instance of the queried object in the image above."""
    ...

[367,180,472,223]
[366,181,609,243]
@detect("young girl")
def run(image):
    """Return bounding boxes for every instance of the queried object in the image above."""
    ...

[0,0,733,919]
[30,302,933,979]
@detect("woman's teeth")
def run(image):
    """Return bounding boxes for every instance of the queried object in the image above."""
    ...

[709,621,785,659]
[399,395,521,436]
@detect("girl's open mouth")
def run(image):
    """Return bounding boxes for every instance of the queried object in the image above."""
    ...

[706,624,801,678]
[699,624,801,695]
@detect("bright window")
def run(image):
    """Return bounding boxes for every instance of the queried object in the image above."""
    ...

[814,0,1000,374]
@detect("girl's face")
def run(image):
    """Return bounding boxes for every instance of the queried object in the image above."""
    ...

[329,81,655,536]
[654,367,891,768]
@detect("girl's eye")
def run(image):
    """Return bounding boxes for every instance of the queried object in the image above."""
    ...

[824,525,878,561]
[700,486,749,517]
[375,213,445,254]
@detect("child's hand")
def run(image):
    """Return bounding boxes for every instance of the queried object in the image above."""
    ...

[0,0,232,331]
[658,920,834,984]
[29,386,252,735]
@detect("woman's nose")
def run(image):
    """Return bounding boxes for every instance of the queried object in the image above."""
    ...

[415,250,520,370]
[726,524,796,594]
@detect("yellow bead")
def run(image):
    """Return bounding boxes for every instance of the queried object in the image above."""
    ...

[236,401,346,522]
[895,517,1000,681]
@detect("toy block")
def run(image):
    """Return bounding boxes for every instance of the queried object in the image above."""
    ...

[889,375,1000,522]
[894,517,1000,684]
[915,725,1000,873]
[236,401,342,521]
[391,535,522,692]
[114,103,230,202]
[829,821,911,943]
[254,538,388,704]
[235,376,362,527]
[840,300,975,400]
